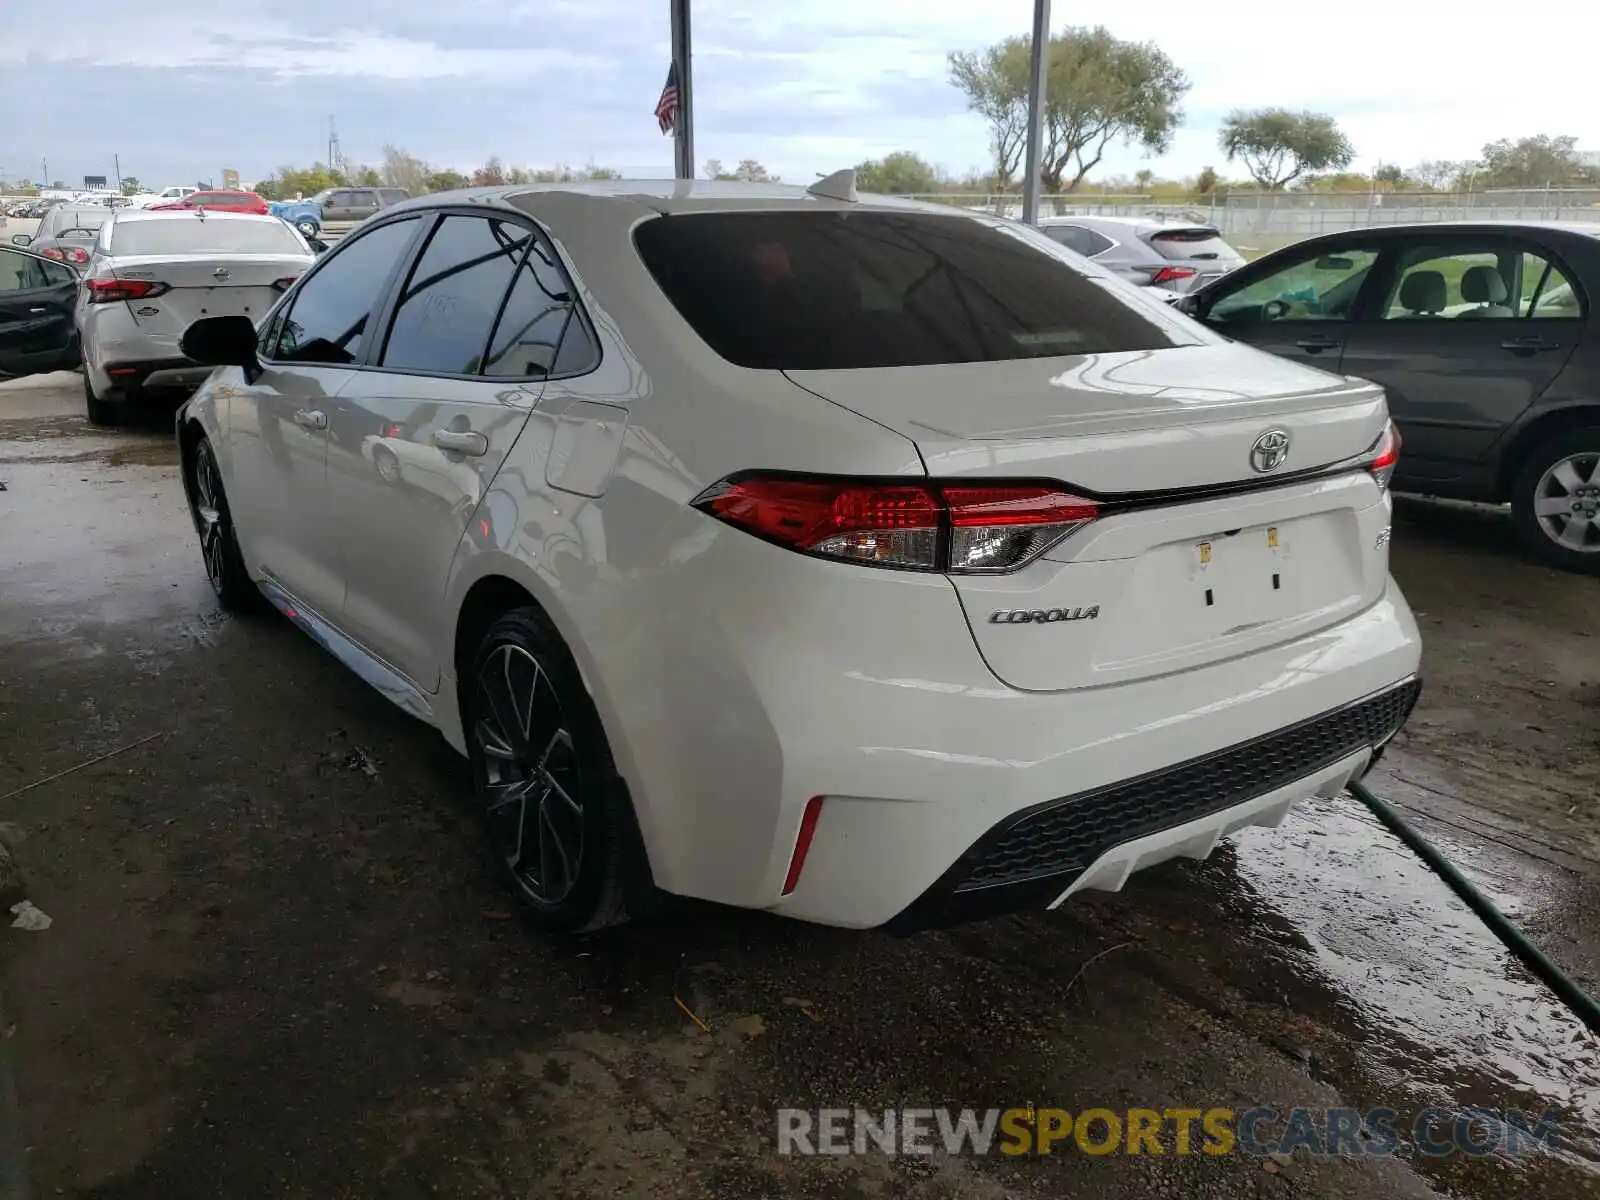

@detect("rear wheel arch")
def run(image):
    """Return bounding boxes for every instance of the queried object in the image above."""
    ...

[1494,403,1600,500]
[450,573,657,928]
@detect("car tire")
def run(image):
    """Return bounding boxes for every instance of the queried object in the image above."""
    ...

[1510,424,1600,574]
[463,607,648,933]
[188,436,261,611]
[373,445,402,486]
[83,368,123,427]
[296,219,319,238]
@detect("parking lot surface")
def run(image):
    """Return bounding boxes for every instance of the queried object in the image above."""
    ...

[1,372,1597,1199]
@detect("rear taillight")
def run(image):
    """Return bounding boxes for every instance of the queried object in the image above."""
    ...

[1143,265,1197,285]
[85,278,171,304]
[1366,421,1401,489]
[39,247,64,261]
[691,475,1099,573]
[272,276,300,291]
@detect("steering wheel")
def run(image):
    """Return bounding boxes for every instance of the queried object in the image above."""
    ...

[1263,298,1291,321]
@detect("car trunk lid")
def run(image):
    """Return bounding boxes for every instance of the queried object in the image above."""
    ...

[111,253,307,332]
[785,345,1393,691]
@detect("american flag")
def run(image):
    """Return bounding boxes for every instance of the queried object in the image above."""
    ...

[655,62,680,136]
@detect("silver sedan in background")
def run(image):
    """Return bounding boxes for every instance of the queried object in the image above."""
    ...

[1037,214,1246,293]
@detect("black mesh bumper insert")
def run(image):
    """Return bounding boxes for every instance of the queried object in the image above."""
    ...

[953,678,1422,895]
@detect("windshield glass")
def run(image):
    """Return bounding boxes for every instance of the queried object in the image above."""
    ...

[109,219,305,256]
[633,210,1201,370]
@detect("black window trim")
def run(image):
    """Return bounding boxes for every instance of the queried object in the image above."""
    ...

[257,212,427,366]
[358,205,601,384]
[260,204,602,383]
[1359,231,1590,324]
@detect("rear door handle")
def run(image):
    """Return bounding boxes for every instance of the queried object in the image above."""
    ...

[1501,336,1562,354]
[1294,336,1341,353]
[434,428,488,456]
[293,408,327,431]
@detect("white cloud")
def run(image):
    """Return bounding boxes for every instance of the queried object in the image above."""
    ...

[4,0,1598,182]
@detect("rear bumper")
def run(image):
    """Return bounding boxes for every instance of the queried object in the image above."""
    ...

[883,677,1419,931]
[99,357,212,395]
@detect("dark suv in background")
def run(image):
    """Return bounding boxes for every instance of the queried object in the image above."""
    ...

[312,187,411,223]
[1180,221,1600,573]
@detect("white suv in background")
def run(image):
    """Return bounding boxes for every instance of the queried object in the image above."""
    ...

[174,180,1422,933]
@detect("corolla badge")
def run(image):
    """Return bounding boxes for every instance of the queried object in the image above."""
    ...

[988,606,1099,625]
[1249,428,1292,474]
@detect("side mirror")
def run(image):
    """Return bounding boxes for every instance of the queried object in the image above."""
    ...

[181,315,260,381]
[307,236,330,255]
[11,234,30,247]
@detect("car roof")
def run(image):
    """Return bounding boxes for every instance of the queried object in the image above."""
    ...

[384,179,969,220]
[1038,213,1219,233]
[1307,219,1600,238]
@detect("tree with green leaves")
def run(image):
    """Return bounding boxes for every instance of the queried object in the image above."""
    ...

[1218,109,1353,190]
[1477,135,1593,189]
[949,26,1188,192]
[352,165,383,187]
[119,177,142,197]
[426,169,470,192]
[854,151,939,195]
[1194,166,1219,196]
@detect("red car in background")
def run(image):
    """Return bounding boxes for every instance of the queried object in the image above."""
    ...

[149,190,270,215]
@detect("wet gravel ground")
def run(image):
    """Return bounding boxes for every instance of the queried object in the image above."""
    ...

[1,372,1597,1199]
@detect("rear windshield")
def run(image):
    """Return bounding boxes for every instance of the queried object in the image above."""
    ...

[1148,227,1237,262]
[109,219,305,256]
[633,211,1192,369]
[45,210,108,236]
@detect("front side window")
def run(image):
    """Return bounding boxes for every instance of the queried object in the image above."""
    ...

[0,247,70,291]
[1208,248,1378,324]
[273,217,420,364]
[379,215,530,374]
[633,210,1196,370]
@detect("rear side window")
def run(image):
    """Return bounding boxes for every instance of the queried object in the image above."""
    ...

[110,219,303,256]
[633,211,1191,369]
[1043,224,1114,257]
[380,215,531,374]
[1148,227,1235,262]
[274,217,420,364]
[483,240,585,377]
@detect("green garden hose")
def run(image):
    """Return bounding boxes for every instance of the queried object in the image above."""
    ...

[1348,779,1600,1036]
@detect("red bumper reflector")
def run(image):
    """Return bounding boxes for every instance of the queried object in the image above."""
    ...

[782,796,825,895]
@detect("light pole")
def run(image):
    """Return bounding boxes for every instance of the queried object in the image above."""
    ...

[669,0,695,179]
[1021,0,1051,224]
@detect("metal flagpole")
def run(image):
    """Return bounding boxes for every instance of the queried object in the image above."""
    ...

[1021,0,1051,224]
[670,0,695,179]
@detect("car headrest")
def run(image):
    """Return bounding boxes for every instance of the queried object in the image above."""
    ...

[1399,270,1446,314]
[1460,265,1508,304]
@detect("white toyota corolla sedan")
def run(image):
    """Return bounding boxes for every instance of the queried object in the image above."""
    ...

[174,177,1422,933]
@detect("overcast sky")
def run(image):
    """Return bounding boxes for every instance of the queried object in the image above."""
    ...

[3,0,1595,189]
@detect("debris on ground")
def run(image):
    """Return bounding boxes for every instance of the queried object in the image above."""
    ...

[9,901,51,932]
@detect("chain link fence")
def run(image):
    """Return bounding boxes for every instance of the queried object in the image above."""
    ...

[893,188,1600,257]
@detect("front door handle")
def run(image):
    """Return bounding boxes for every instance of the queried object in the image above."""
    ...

[434,428,488,456]
[1501,336,1562,354]
[1294,336,1341,353]
[293,408,327,431]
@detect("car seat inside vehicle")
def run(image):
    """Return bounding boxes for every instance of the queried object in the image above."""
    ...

[1456,265,1514,318]
[1396,269,1446,317]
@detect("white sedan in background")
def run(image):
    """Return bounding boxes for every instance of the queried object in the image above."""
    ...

[77,208,313,425]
